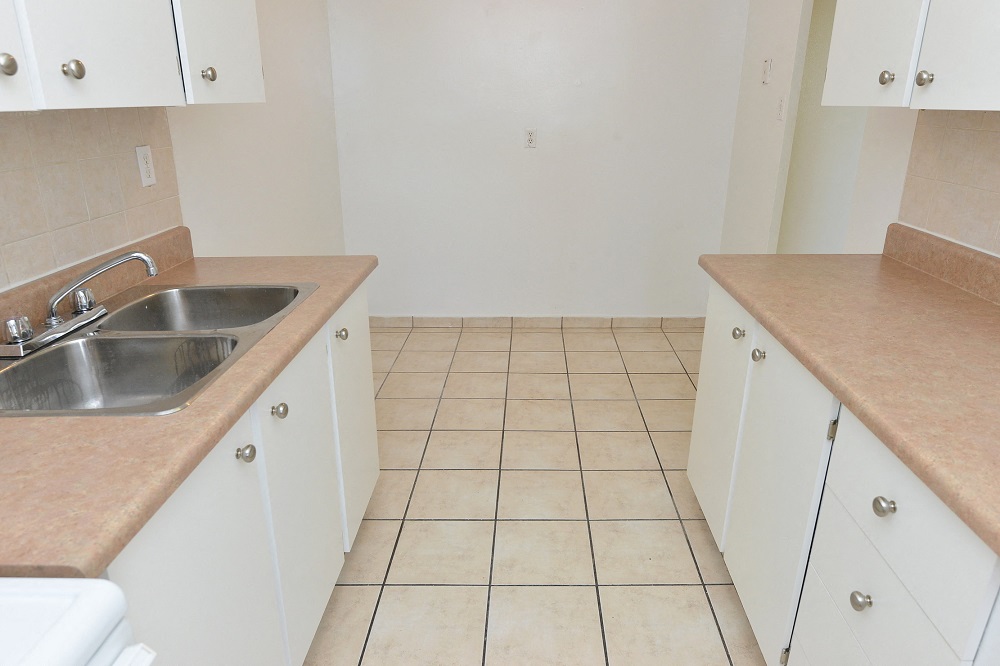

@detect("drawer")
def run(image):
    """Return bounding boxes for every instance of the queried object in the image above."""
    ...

[791,568,870,666]
[826,409,1000,659]
[811,491,959,666]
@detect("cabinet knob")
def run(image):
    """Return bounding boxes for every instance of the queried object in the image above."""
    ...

[3,316,33,344]
[271,402,289,419]
[878,70,895,85]
[750,348,766,362]
[61,59,86,79]
[872,495,897,517]
[201,66,218,82]
[731,327,746,340]
[335,327,349,341]
[235,444,257,463]
[849,591,873,612]
[0,53,17,76]
[915,70,934,87]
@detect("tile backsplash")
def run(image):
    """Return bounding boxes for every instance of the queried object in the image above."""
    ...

[899,110,1000,254]
[0,108,183,290]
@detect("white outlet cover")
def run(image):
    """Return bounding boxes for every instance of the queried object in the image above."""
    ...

[135,145,157,187]
[525,128,537,148]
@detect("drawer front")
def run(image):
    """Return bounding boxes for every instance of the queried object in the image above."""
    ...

[792,569,870,666]
[811,491,960,666]
[827,409,1000,659]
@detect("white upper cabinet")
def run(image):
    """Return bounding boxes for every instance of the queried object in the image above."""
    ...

[171,0,266,104]
[823,0,930,107]
[0,0,33,111]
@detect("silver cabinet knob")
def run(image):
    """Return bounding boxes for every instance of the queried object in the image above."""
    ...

[878,70,895,85]
[335,327,349,341]
[3,316,33,344]
[201,66,217,82]
[271,402,289,419]
[850,591,873,611]
[872,496,897,517]
[751,348,766,362]
[61,59,86,79]
[71,288,96,314]
[915,70,934,87]
[731,327,746,340]
[235,444,257,463]
[0,53,17,76]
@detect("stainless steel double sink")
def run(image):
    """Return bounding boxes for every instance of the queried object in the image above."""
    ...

[0,284,317,416]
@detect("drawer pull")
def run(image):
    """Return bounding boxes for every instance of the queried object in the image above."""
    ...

[731,327,746,340]
[850,591,873,612]
[335,327,349,340]
[872,496,897,517]
[751,348,766,362]
[235,444,257,463]
[271,402,289,419]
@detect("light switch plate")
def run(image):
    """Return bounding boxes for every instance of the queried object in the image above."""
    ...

[135,145,156,187]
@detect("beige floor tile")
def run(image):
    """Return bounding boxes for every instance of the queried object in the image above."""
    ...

[508,351,566,373]
[407,470,498,519]
[485,587,605,666]
[566,351,626,373]
[370,316,412,328]
[638,399,696,431]
[584,471,677,519]
[364,586,487,665]
[378,431,428,469]
[677,350,701,373]
[391,350,454,373]
[685,520,731,584]
[569,373,634,399]
[370,331,409,351]
[613,317,662,328]
[421,431,502,469]
[373,373,386,396]
[629,373,696,399]
[337,519,400,584]
[573,400,645,431]
[462,317,512,328]
[650,432,691,470]
[387,520,495,584]
[364,470,416,519]
[512,316,561,328]
[601,586,730,665]
[577,432,660,470]
[666,470,705,518]
[590,521,700,584]
[501,431,580,470]
[504,399,575,431]
[377,372,447,399]
[666,331,704,351]
[613,331,673,352]
[371,350,399,373]
[492,521,595,585]
[511,331,564,351]
[563,317,611,329]
[433,398,505,430]
[622,351,684,373]
[375,398,439,430]
[450,351,509,373]
[401,330,460,351]
[563,331,618,351]
[707,585,767,666]
[662,316,705,329]
[691,373,699,387]
[457,330,511,352]
[304,585,380,666]
[498,470,586,519]
[412,317,462,328]
[506,373,570,399]
[442,372,508,398]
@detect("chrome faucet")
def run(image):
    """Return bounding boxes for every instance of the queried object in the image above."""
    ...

[46,252,158,328]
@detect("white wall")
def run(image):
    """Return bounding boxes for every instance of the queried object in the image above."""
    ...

[330,0,748,317]
[167,0,345,257]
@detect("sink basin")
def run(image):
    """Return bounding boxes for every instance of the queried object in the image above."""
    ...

[0,335,237,414]
[99,285,301,332]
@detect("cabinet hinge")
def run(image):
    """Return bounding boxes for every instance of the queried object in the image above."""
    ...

[826,418,839,441]
[780,646,791,665]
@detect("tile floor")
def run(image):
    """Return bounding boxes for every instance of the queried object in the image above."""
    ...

[304,325,765,665]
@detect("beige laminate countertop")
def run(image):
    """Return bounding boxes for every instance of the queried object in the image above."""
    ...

[700,252,1000,555]
[0,255,377,578]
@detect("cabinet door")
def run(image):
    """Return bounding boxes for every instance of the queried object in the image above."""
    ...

[822,0,929,107]
[171,0,265,104]
[327,285,380,550]
[13,0,184,109]
[107,413,285,665]
[724,327,839,666]
[0,0,33,111]
[255,329,344,666]
[909,0,1000,110]
[687,280,756,551]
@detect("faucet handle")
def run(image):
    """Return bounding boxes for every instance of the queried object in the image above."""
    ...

[3,316,33,344]
[71,288,96,314]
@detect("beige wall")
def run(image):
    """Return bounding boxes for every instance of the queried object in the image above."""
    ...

[0,108,181,290]
[899,110,1000,254]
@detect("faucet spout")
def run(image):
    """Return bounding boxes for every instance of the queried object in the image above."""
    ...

[46,252,159,328]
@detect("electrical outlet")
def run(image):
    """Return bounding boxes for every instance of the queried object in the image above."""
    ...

[762,58,772,85]
[525,128,537,148]
[135,145,156,187]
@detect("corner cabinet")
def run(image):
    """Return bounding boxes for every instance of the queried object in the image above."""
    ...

[0,0,34,111]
